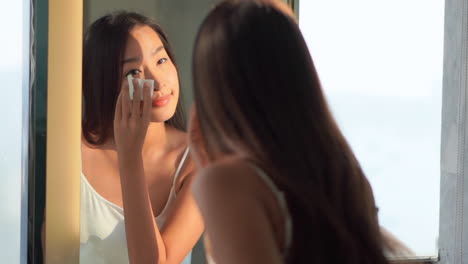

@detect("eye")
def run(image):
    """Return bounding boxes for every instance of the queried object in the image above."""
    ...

[157,58,168,65]
[125,69,141,77]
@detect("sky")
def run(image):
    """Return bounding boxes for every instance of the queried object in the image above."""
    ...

[299,0,445,256]
[0,0,24,262]
[0,0,23,70]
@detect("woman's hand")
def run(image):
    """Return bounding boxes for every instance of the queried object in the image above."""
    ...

[188,105,210,169]
[114,79,152,158]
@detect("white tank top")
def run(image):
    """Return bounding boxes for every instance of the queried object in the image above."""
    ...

[79,147,192,264]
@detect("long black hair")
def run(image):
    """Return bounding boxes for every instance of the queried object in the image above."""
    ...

[192,1,388,263]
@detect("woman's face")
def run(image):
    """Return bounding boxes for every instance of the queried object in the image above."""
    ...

[122,25,179,123]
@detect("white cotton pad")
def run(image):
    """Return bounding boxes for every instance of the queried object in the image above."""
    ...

[127,75,155,100]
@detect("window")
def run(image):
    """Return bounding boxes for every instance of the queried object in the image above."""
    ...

[0,0,30,263]
[299,0,444,258]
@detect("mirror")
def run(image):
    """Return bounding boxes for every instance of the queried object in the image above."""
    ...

[80,1,217,263]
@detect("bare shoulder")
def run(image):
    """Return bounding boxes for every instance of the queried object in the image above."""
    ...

[192,158,264,203]
[192,158,284,264]
[166,126,195,191]
[174,152,196,193]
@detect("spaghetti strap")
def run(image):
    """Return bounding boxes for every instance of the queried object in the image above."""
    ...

[247,162,293,254]
[172,146,190,187]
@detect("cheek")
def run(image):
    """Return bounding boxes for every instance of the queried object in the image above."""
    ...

[165,66,180,98]
[170,78,179,97]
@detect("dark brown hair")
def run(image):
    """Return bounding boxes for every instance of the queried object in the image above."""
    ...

[83,11,186,145]
[192,0,388,263]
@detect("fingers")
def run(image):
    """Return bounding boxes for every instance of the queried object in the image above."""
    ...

[131,79,141,118]
[142,82,152,122]
[188,104,196,131]
[188,104,200,136]
[122,79,131,119]
[187,104,210,168]
[114,89,123,121]
[189,104,197,120]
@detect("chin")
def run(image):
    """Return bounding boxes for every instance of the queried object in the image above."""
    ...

[150,108,177,123]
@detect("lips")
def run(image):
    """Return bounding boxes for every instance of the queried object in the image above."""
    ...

[152,94,172,107]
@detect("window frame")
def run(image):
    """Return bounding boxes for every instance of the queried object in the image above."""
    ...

[27,0,83,263]
[437,0,468,263]
[27,0,48,262]
[19,0,32,263]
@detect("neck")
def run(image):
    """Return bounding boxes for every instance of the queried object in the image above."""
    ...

[142,122,169,155]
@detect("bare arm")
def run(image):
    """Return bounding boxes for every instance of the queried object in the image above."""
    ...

[115,81,204,264]
[119,157,204,264]
[192,162,283,264]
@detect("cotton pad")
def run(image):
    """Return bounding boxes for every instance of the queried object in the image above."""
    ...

[127,75,155,100]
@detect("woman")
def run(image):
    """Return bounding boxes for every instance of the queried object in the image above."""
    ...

[189,0,389,263]
[80,12,203,263]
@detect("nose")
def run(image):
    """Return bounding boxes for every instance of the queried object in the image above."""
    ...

[143,66,161,91]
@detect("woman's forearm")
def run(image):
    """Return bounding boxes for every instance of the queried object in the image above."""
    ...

[119,155,167,264]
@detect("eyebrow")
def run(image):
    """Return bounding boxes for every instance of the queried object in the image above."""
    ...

[122,45,165,64]
[151,46,164,56]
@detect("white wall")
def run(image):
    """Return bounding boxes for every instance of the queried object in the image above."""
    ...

[84,0,158,28]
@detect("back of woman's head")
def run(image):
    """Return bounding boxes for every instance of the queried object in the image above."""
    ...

[193,0,388,263]
[83,11,186,145]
